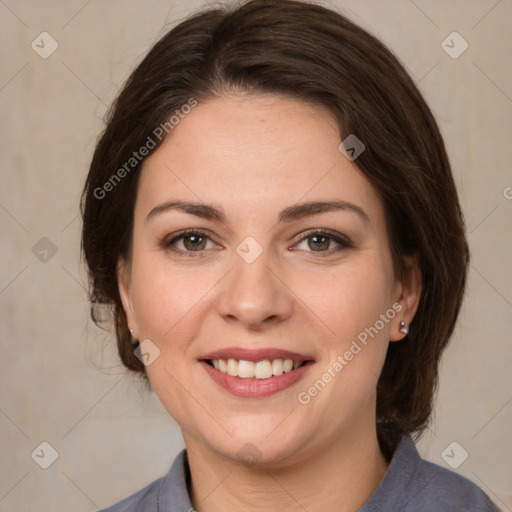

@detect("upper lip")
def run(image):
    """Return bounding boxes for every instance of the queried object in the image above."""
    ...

[200,347,314,362]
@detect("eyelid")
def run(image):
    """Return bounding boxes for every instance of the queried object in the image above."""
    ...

[164,228,214,243]
[163,228,222,253]
[290,228,353,250]
[162,228,352,256]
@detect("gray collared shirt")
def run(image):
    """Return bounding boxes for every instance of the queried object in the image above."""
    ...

[99,435,500,511]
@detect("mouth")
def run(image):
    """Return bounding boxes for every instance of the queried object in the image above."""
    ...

[199,348,315,398]
[204,358,309,379]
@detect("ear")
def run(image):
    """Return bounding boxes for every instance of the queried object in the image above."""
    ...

[117,256,138,338]
[390,254,422,342]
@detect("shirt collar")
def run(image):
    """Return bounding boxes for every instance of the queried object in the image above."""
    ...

[358,434,421,511]
[157,449,193,511]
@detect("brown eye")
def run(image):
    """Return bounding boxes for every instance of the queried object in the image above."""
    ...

[307,235,331,251]
[293,229,352,255]
[163,230,217,254]
[182,234,207,251]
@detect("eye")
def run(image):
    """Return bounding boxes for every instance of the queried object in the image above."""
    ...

[293,229,351,254]
[163,229,219,254]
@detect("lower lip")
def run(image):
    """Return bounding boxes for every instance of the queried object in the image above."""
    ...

[200,361,313,398]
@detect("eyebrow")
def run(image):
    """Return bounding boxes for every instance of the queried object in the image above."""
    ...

[145,199,369,225]
[279,200,369,224]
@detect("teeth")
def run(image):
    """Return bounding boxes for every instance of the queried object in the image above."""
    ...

[210,358,303,379]
[272,359,283,376]
[255,360,273,379]
[238,360,255,378]
[283,359,293,372]
[227,358,238,376]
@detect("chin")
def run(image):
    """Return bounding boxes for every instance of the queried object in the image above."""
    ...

[203,421,310,468]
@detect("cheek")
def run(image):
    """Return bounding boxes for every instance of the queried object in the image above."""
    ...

[302,258,394,400]
[129,252,218,343]
[290,262,395,442]
[298,257,394,346]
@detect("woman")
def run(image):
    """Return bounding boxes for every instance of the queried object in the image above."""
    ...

[81,0,500,510]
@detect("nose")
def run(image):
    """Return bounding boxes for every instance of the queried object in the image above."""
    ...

[216,248,294,330]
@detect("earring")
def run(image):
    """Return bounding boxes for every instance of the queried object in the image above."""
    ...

[399,321,408,335]
[129,329,134,336]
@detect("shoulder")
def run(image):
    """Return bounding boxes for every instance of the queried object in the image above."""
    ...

[361,435,501,512]
[98,449,191,512]
[98,476,163,512]
[411,455,500,511]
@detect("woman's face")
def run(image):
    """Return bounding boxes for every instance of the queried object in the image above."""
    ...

[118,94,419,466]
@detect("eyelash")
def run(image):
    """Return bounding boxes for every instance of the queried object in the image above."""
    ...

[292,229,353,255]
[162,228,352,258]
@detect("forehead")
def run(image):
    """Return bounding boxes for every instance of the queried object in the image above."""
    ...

[136,94,385,229]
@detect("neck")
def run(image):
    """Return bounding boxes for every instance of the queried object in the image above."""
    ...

[184,420,388,512]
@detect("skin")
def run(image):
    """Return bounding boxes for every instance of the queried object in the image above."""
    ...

[118,94,422,512]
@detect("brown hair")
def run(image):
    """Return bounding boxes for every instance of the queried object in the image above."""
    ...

[81,0,469,456]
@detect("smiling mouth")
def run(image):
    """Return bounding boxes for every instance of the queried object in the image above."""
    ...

[204,358,311,379]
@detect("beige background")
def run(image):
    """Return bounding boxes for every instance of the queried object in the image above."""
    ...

[1,0,511,510]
